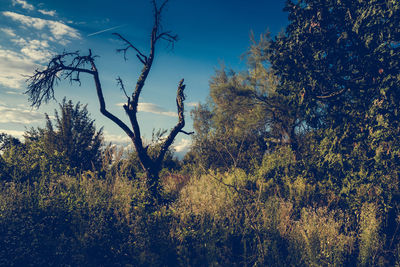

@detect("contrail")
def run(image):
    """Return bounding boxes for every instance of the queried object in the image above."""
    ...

[88,24,126,37]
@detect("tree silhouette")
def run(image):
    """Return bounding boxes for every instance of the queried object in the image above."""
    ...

[26,0,192,202]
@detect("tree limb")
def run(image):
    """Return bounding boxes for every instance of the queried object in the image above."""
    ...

[112,32,148,63]
[26,50,135,141]
[116,76,129,99]
[156,79,187,165]
[316,87,347,99]
[180,130,194,135]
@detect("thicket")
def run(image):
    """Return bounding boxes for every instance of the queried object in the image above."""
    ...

[1,0,400,266]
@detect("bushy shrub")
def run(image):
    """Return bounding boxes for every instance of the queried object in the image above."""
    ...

[358,202,383,266]
[0,172,177,266]
[292,207,355,266]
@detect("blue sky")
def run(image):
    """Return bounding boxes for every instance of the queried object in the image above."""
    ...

[0,0,287,156]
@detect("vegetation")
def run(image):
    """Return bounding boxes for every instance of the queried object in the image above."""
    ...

[26,0,192,203]
[1,0,400,266]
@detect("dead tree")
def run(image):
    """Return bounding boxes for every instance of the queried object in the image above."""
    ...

[26,0,192,202]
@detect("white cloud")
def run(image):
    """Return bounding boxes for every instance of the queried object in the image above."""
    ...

[3,11,81,40]
[11,38,53,62]
[116,102,177,117]
[138,102,177,117]
[103,131,131,146]
[38,9,56,17]
[1,28,16,37]
[12,0,34,11]
[0,10,81,89]
[0,104,44,124]
[10,37,27,46]
[20,39,52,62]
[0,47,39,89]
[173,138,191,153]
[6,91,23,95]
[0,129,25,139]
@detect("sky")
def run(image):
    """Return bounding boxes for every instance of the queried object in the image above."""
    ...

[0,0,288,157]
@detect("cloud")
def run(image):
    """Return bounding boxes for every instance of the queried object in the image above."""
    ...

[5,91,23,95]
[20,39,53,62]
[0,28,16,37]
[0,104,44,124]
[3,11,81,40]
[12,0,34,11]
[0,47,39,88]
[0,129,25,139]
[138,103,177,117]
[103,131,131,146]
[173,138,191,153]
[116,102,177,117]
[0,10,82,89]
[10,37,53,62]
[38,9,56,17]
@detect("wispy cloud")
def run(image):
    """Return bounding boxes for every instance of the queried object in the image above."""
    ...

[0,48,39,89]
[38,9,56,17]
[0,28,17,37]
[3,11,81,40]
[173,138,191,153]
[88,24,125,37]
[12,0,34,11]
[138,103,177,117]
[103,131,131,146]
[0,129,25,139]
[5,91,23,95]
[116,102,177,117]
[0,9,82,89]
[10,37,53,62]
[20,39,53,62]
[0,104,43,124]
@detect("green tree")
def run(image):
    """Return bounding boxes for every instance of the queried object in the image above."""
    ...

[190,33,305,170]
[0,99,103,181]
[190,68,267,170]
[269,0,400,201]
[269,0,400,260]
[33,98,103,174]
[271,0,399,128]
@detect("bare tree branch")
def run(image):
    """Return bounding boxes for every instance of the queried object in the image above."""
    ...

[116,76,129,99]
[26,50,135,141]
[180,130,194,135]
[156,31,178,49]
[26,51,93,108]
[156,79,187,165]
[112,32,148,63]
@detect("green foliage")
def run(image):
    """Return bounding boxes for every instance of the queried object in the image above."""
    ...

[2,0,400,265]
[293,207,354,266]
[0,99,103,182]
[35,98,103,174]
[190,69,268,171]
[0,172,177,266]
[358,202,383,266]
[1,134,67,182]
[271,0,400,129]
